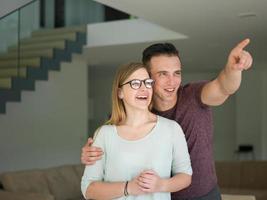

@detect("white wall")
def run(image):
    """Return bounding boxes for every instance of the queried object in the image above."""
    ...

[0,57,88,173]
[86,19,187,48]
[88,65,116,135]
[235,67,267,160]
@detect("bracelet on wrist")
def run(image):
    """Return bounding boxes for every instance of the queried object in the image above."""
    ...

[124,181,129,196]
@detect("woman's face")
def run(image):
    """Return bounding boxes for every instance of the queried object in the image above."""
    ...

[119,68,153,111]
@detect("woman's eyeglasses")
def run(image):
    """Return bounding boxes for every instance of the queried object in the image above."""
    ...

[120,78,154,90]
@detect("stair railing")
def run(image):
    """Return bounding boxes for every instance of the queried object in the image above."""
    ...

[0,0,39,81]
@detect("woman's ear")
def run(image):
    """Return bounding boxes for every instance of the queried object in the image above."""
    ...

[118,88,124,99]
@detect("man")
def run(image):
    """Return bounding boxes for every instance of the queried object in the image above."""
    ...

[81,39,253,200]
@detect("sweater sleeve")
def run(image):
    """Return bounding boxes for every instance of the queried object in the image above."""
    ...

[171,122,192,175]
[81,126,107,198]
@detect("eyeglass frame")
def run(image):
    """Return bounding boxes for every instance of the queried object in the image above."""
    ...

[119,78,154,90]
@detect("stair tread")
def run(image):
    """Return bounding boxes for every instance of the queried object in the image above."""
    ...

[22,32,77,44]
[0,57,40,63]
[0,67,27,78]
[0,57,41,68]
[8,40,66,51]
[0,77,12,89]
[0,49,54,60]
[32,25,86,36]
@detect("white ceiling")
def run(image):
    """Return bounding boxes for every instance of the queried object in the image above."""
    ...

[89,0,266,71]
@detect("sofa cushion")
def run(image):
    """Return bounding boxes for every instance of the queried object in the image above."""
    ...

[0,190,55,200]
[44,165,82,200]
[73,164,84,179]
[0,169,50,194]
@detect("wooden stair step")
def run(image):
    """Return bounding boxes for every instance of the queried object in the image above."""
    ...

[0,78,12,89]
[8,40,66,52]
[0,49,54,60]
[0,68,27,78]
[32,26,86,36]
[21,32,77,44]
[0,58,40,68]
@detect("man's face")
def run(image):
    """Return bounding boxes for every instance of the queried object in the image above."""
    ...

[149,55,182,107]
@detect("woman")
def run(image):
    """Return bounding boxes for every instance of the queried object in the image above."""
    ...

[81,62,192,200]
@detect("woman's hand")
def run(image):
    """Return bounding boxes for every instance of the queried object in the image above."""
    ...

[127,177,146,196]
[137,170,164,193]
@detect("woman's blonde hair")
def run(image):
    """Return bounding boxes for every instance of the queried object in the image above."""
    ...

[106,62,152,125]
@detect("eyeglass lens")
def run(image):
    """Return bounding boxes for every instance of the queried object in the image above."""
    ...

[130,79,153,89]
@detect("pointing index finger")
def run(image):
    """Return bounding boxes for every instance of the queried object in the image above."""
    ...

[236,38,250,51]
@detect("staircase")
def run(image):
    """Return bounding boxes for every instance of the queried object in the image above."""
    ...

[0,26,86,114]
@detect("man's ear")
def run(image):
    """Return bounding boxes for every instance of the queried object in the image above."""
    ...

[118,88,124,99]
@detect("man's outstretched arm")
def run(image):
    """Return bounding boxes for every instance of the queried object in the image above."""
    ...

[201,38,253,106]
